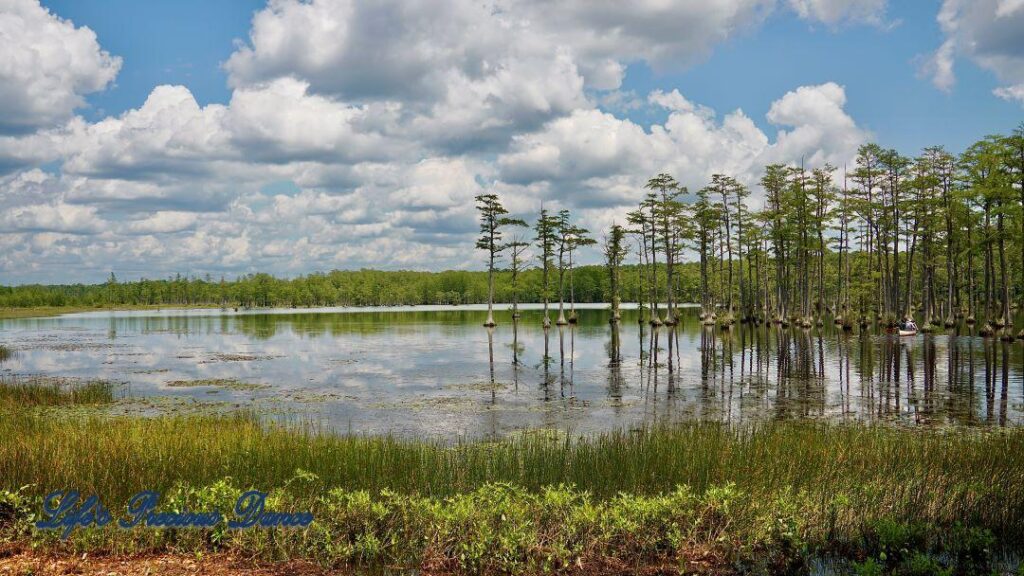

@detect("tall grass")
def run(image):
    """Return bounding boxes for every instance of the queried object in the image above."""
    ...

[2,411,1022,572]
[0,375,114,407]
[1,411,1022,542]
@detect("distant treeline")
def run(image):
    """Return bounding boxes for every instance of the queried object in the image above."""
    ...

[0,265,703,309]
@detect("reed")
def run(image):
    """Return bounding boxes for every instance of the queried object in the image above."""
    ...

[0,376,114,407]
[1,412,1022,538]
[1,410,1022,572]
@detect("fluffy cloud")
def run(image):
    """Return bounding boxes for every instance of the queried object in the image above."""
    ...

[0,82,869,280]
[224,0,590,152]
[0,170,104,234]
[763,82,865,166]
[498,83,864,211]
[125,211,198,235]
[787,0,888,25]
[225,0,774,97]
[226,0,882,98]
[60,85,230,179]
[924,0,1024,104]
[0,0,881,282]
[0,0,121,134]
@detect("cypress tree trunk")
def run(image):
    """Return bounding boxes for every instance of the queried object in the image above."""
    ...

[967,226,976,323]
[662,194,674,324]
[984,201,994,325]
[484,250,496,326]
[637,242,646,325]
[998,205,1011,329]
[648,214,661,326]
[944,178,956,327]
[721,187,734,320]
[904,222,917,319]
[556,241,568,326]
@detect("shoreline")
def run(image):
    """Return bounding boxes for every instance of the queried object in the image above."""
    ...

[0,304,224,320]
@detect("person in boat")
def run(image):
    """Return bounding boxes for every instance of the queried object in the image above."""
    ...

[900,317,918,333]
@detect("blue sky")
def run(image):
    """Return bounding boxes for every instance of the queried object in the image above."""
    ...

[1,0,1023,283]
[41,0,263,116]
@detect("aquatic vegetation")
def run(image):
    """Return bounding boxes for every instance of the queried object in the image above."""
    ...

[165,378,269,391]
[0,344,11,362]
[0,375,115,407]
[443,380,511,391]
[199,353,280,363]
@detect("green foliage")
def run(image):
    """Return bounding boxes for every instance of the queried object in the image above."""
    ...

[943,523,996,575]
[0,486,35,541]
[864,518,929,566]
[2,480,1016,574]
[853,519,999,576]
[899,552,952,576]
[852,557,885,576]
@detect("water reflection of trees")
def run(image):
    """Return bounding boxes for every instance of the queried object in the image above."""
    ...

[631,312,1022,426]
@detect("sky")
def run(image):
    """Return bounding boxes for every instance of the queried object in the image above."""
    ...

[1,0,1022,284]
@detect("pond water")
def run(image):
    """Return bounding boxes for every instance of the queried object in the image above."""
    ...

[1,304,1023,437]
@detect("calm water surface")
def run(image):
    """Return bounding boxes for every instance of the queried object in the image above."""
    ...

[1,304,1022,437]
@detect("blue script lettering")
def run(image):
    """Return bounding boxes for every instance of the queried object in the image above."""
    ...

[37,489,312,535]
[119,490,158,528]
[229,490,313,529]
[35,490,112,540]
[119,491,224,529]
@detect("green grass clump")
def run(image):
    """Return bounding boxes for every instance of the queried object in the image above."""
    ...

[0,376,115,408]
[0,344,11,362]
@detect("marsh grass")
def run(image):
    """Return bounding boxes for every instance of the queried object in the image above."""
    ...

[0,375,115,407]
[1,411,1022,572]
[1,412,1022,534]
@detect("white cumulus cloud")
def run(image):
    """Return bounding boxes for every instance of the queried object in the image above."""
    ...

[924,0,1024,104]
[0,0,121,134]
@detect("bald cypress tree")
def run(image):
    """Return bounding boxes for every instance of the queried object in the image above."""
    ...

[810,165,835,326]
[646,173,684,324]
[555,209,572,325]
[564,220,596,323]
[693,185,721,324]
[506,234,530,319]
[475,193,526,327]
[603,224,628,323]
[534,207,560,328]
[1005,124,1024,335]
[851,144,885,325]
[761,164,790,323]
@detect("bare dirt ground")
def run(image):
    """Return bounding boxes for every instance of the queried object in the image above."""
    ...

[0,546,722,576]
[0,552,334,576]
